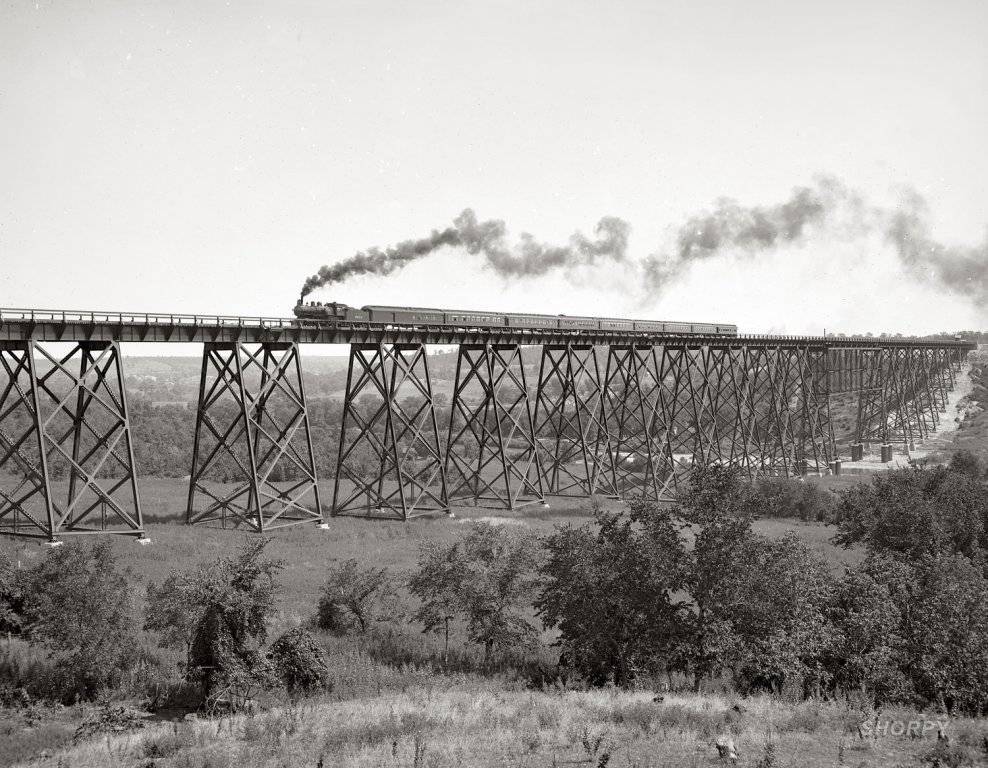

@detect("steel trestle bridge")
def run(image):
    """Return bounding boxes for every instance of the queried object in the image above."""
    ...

[0,307,976,540]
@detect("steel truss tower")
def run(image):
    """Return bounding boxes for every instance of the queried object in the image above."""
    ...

[332,343,448,520]
[187,342,323,530]
[855,346,959,453]
[533,344,617,497]
[0,341,144,539]
[595,343,842,501]
[445,344,545,509]
[602,345,666,500]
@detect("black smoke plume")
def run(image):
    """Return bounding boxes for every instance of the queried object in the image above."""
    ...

[886,190,988,304]
[642,177,987,309]
[300,181,986,313]
[300,210,630,297]
[642,178,841,290]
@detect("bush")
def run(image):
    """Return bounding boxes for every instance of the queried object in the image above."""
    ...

[754,477,836,522]
[145,538,284,710]
[316,559,401,634]
[74,703,147,741]
[821,555,911,706]
[833,467,988,560]
[537,501,685,687]
[267,626,330,698]
[410,522,541,664]
[11,541,143,703]
[948,449,984,480]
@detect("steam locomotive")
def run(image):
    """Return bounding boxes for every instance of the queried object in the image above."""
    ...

[293,300,738,337]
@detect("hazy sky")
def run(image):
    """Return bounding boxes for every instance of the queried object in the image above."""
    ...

[2,0,986,345]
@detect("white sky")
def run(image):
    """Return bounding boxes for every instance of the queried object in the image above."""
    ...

[1,0,986,354]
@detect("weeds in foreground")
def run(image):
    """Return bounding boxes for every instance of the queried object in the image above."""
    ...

[7,687,988,768]
[580,725,611,768]
[753,740,777,768]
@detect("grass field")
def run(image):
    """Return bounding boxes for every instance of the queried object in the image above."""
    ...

[0,475,862,622]
[13,686,988,768]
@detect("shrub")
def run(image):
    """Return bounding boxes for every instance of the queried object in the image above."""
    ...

[410,522,541,664]
[145,538,283,710]
[904,555,988,714]
[0,551,22,635]
[728,533,834,696]
[821,555,911,707]
[537,501,685,687]
[316,559,401,634]
[267,626,330,698]
[74,703,147,741]
[833,467,988,560]
[14,540,143,703]
[754,476,836,522]
[948,449,984,480]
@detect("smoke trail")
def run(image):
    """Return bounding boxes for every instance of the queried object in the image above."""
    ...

[642,178,844,291]
[641,177,987,307]
[300,210,630,296]
[300,181,986,311]
[300,228,461,297]
[886,190,988,304]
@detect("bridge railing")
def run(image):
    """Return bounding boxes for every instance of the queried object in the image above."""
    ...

[0,308,975,348]
[0,307,297,329]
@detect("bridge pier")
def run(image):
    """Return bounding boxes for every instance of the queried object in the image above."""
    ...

[445,343,545,509]
[187,342,323,531]
[331,343,448,520]
[0,341,144,540]
[736,345,796,476]
[854,346,961,458]
[533,344,617,497]
[601,345,668,500]
[798,346,838,474]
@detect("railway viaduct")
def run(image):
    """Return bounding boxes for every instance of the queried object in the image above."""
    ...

[0,307,976,540]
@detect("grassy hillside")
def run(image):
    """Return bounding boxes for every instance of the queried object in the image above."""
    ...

[13,686,988,768]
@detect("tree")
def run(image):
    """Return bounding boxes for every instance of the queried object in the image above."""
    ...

[409,522,541,664]
[902,554,988,714]
[145,538,283,709]
[16,541,141,702]
[821,554,912,707]
[727,532,834,695]
[674,464,761,528]
[948,449,984,481]
[0,550,22,635]
[753,476,836,522]
[316,558,401,634]
[267,626,330,699]
[672,466,763,690]
[537,500,686,686]
[834,467,988,560]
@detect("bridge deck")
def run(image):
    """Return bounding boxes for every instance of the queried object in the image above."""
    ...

[0,308,977,350]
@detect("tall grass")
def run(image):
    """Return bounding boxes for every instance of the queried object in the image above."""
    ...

[16,687,988,768]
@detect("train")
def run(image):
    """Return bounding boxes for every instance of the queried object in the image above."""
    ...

[293,300,738,336]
